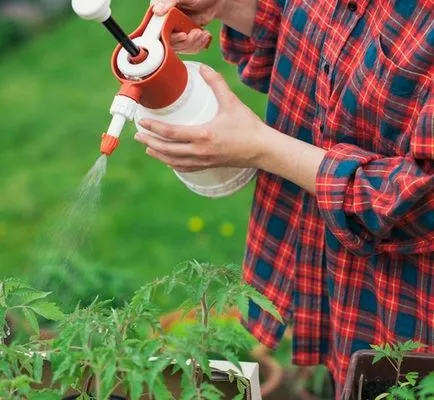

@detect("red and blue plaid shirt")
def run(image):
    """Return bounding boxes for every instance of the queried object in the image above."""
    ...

[221,0,433,397]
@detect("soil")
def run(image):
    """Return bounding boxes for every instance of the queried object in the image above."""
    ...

[361,380,395,400]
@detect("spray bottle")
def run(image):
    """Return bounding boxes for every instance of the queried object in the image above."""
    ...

[71,0,256,198]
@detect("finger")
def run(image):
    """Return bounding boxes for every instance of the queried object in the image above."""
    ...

[199,65,232,108]
[146,148,206,170]
[152,0,177,15]
[174,166,205,173]
[135,132,195,157]
[171,30,208,53]
[139,119,204,142]
[171,32,188,45]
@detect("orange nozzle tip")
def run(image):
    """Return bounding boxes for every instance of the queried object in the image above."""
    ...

[100,133,120,156]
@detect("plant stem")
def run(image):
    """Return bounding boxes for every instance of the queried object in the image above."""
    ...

[200,294,209,330]
[95,373,101,400]
[395,359,402,385]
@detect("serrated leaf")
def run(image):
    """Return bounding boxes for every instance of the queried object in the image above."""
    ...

[152,378,173,400]
[392,386,416,400]
[236,377,247,394]
[147,357,171,391]
[372,352,387,365]
[247,289,283,323]
[418,373,434,398]
[29,302,64,321]
[32,353,43,382]
[405,371,418,386]
[51,355,72,383]
[23,308,40,337]
[384,343,392,355]
[128,371,143,400]
[100,357,116,399]
[214,290,229,316]
[235,295,249,322]
[180,371,196,400]
[9,289,51,307]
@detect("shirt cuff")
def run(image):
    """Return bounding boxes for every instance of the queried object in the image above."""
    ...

[316,143,382,256]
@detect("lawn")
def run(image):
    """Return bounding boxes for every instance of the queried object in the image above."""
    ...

[0,0,266,287]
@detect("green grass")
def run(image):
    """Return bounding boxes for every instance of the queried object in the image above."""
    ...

[0,1,266,286]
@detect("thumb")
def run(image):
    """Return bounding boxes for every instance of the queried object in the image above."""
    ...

[200,65,232,109]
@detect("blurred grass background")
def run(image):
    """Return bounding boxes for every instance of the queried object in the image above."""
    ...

[0,0,266,294]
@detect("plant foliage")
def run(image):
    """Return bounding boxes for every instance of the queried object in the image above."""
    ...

[0,262,283,399]
[371,341,434,400]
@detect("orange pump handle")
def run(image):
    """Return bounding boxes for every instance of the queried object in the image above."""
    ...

[111,7,211,109]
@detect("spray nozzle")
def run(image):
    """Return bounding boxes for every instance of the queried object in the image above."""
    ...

[100,134,119,156]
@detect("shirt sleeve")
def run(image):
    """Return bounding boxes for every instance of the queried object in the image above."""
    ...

[220,0,284,93]
[316,89,434,257]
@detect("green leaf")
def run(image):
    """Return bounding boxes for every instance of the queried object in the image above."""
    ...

[148,357,172,390]
[32,353,43,382]
[372,352,387,365]
[236,377,247,394]
[51,355,72,383]
[392,386,416,400]
[29,389,61,400]
[246,288,283,323]
[128,371,143,400]
[384,343,392,356]
[23,308,40,336]
[418,373,434,398]
[100,357,116,399]
[152,378,173,400]
[9,289,51,307]
[235,295,249,322]
[214,290,229,316]
[405,371,419,386]
[29,302,64,321]
[0,309,5,334]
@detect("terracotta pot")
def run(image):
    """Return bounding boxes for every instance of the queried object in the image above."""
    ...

[343,350,434,400]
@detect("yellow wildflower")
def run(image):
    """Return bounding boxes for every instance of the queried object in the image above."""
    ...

[187,216,205,233]
[219,222,235,237]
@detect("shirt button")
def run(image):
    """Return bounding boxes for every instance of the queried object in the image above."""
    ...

[320,124,325,133]
[323,63,330,74]
[348,2,357,11]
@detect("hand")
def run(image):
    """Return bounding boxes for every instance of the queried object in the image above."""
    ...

[134,65,264,173]
[152,0,226,53]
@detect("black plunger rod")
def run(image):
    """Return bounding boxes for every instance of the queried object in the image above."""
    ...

[102,16,140,57]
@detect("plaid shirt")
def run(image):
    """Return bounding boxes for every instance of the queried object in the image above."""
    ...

[221,0,434,397]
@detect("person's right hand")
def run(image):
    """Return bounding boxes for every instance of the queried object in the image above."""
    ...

[152,0,227,54]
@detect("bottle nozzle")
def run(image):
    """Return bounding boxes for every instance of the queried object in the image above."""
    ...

[100,134,119,156]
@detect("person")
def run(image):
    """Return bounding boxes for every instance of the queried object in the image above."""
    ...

[134,0,434,398]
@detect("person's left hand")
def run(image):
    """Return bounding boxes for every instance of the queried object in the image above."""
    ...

[134,65,265,173]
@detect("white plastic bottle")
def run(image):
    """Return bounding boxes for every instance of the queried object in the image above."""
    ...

[134,61,257,198]
[72,0,257,198]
